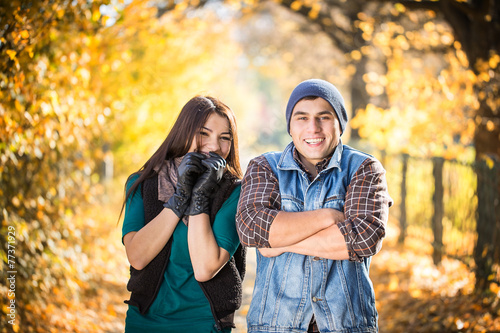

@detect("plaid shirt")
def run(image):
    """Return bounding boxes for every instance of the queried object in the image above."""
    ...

[236,148,392,262]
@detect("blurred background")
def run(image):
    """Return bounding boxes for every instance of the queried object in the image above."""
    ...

[1,0,499,332]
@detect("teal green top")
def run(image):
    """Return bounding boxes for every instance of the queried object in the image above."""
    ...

[122,174,241,333]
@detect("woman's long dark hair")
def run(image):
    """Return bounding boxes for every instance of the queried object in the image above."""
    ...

[118,95,242,222]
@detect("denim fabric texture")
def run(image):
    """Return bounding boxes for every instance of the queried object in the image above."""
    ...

[246,141,378,333]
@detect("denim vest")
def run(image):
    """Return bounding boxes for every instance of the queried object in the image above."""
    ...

[247,141,378,333]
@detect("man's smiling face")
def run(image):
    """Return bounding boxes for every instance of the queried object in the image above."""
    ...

[289,97,341,172]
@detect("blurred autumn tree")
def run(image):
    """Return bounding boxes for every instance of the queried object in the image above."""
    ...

[91,1,246,176]
[274,0,500,292]
[168,0,498,159]
[0,1,111,331]
[266,0,499,155]
[394,0,500,294]
[223,0,500,291]
[0,0,250,331]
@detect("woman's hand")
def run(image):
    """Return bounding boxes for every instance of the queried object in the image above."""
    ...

[186,152,226,216]
[186,152,231,282]
[163,152,206,218]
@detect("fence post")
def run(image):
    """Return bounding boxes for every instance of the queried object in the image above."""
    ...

[432,157,444,265]
[398,154,408,244]
[474,160,499,291]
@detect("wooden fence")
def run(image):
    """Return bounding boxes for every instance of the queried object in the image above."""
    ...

[378,152,499,288]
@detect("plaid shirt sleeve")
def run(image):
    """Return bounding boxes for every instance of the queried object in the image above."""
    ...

[236,155,281,248]
[337,157,393,262]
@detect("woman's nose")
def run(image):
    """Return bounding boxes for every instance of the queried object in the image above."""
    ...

[204,138,220,153]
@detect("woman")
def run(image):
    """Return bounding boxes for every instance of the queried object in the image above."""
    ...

[120,96,245,332]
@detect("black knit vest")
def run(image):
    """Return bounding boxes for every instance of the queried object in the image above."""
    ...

[124,172,246,330]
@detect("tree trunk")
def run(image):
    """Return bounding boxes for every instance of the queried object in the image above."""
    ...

[473,96,500,291]
[350,56,369,141]
[474,159,499,291]
[437,0,500,292]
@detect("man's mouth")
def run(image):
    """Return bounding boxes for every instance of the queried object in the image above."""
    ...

[305,138,325,145]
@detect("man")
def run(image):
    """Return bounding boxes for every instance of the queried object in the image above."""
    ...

[236,79,393,333]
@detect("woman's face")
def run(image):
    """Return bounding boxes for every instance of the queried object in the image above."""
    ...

[188,113,232,159]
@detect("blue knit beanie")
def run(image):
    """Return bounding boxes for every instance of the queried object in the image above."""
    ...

[286,79,348,135]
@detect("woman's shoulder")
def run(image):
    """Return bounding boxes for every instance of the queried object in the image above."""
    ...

[125,172,144,192]
[128,172,140,181]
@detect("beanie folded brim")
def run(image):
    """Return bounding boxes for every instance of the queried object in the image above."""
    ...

[285,79,348,135]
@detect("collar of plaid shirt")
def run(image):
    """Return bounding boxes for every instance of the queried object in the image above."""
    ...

[291,145,335,181]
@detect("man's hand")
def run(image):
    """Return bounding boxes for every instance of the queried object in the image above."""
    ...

[330,208,345,224]
[258,247,286,257]
[269,208,345,248]
[261,208,347,259]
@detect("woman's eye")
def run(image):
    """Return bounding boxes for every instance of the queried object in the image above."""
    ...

[221,136,232,142]
[199,131,209,136]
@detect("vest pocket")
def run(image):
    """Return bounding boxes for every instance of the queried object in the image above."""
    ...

[281,196,303,212]
[323,194,345,211]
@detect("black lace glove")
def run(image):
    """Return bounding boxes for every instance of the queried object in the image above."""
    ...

[163,152,206,218]
[186,152,226,216]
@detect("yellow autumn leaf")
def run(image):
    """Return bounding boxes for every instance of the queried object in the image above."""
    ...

[101,15,109,26]
[388,274,399,291]
[489,53,499,69]
[6,49,17,60]
[308,3,320,19]
[351,50,362,61]
[56,8,65,19]
[175,1,188,11]
[25,45,34,58]
[290,0,302,11]
[92,8,101,21]
[478,71,491,82]
[14,99,23,112]
[107,304,116,316]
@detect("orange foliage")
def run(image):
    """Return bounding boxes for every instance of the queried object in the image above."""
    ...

[351,11,479,159]
[1,1,244,331]
[1,1,111,331]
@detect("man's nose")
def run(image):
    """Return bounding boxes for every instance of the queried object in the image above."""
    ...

[308,119,321,132]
